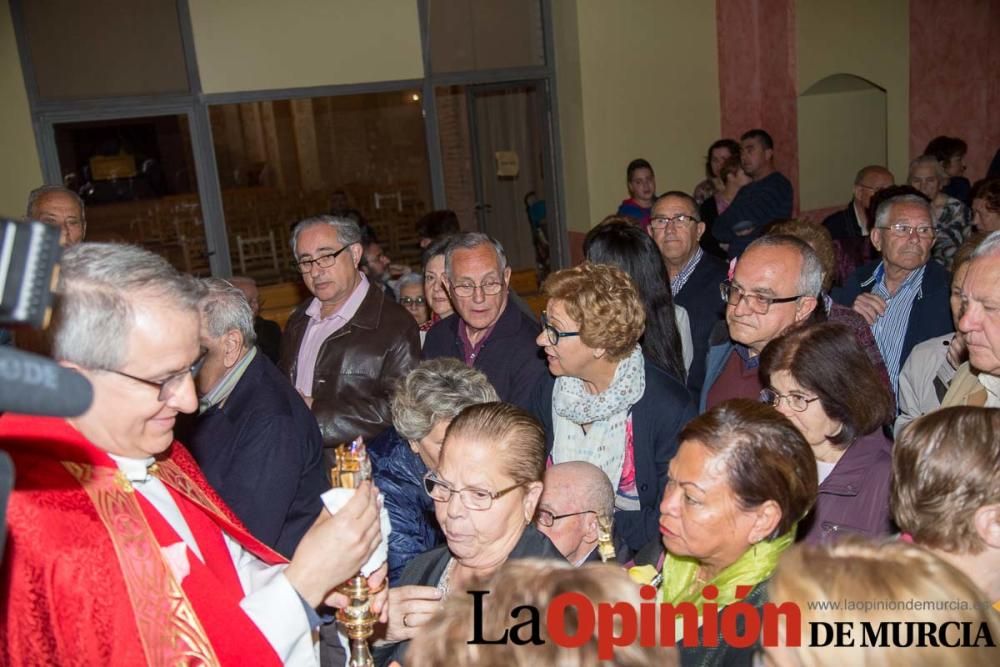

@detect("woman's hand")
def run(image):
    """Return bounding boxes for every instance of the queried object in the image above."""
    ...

[382,585,443,642]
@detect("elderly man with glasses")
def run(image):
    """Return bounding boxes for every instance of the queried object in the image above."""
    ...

[701,235,823,411]
[279,216,420,463]
[832,194,953,399]
[422,232,545,409]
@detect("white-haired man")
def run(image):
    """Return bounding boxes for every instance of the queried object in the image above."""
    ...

[183,278,328,558]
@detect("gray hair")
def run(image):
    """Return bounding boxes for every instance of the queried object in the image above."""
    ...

[26,185,86,220]
[443,232,508,278]
[199,278,257,348]
[874,194,932,231]
[391,358,499,441]
[290,215,362,257]
[908,154,948,183]
[394,272,424,299]
[745,234,824,297]
[971,230,1000,259]
[52,243,205,370]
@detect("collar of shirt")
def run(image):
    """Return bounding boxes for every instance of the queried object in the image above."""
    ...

[304,273,369,324]
[108,452,158,484]
[199,346,257,414]
[980,373,1000,407]
[734,343,761,369]
[866,262,925,300]
[852,199,869,236]
[458,317,498,365]
[671,247,704,296]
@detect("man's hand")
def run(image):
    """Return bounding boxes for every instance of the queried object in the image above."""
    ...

[852,293,887,325]
[285,482,381,608]
[946,332,967,369]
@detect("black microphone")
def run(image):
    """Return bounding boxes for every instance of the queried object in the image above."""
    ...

[0,346,93,417]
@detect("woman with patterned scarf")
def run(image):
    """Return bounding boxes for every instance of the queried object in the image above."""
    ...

[528,262,696,554]
[628,400,818,666]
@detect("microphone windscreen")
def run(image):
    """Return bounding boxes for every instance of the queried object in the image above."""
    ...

[0,347,93,417]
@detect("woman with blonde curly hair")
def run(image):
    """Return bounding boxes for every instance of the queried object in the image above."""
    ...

[765,538,1000,666]
[529,263,696,553]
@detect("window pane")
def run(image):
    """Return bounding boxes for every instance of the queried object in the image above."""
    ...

[429,0,544,73]
[208,91,432,285]
[22,0,189,100]
[53,115,209,276]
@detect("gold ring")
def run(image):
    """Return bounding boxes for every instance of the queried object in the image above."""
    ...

[403,613,411,628]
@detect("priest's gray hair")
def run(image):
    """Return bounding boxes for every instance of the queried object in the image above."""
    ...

[392,358,499,441]
[53,243,205,371]
[199,278,257,348]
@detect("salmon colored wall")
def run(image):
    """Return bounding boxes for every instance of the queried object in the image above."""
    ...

[716,0,799,211]
[909,0,1000,181]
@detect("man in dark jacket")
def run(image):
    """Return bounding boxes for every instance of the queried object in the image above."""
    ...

[422,233,545,409]
[185,279,328,558]
[648,191,729,397]
[821,165,894,286]
[712,129,793,258]
[832,194,954,399]
[279,216,420,463]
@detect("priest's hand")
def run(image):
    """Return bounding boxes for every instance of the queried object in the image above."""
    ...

[324,562,389,622]
[285,481,382,608]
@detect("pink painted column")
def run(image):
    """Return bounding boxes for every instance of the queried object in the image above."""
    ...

[716,0,800,211]
[910,0,1000,181]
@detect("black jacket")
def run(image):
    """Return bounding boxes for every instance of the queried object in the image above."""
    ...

[186,352,328,557]
[374,525,564,666]
[672,254,728,398]
[529,357,696,553]
[422,301,546,410]
[278,285,420,454]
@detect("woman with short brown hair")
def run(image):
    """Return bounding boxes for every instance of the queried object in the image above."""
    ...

[760,322,895,543]
[529,263,696,553]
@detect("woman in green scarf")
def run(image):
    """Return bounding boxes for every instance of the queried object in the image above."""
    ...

[629,399,818,666]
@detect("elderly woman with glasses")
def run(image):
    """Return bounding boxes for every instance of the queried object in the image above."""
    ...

[368,358,498,584]
[529,263,696,554]
[373,402,563,666]
[759,322,895,543]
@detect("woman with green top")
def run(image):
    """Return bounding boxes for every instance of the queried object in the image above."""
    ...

[628,399,817,666]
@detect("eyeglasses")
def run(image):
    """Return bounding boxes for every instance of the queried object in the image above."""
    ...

[450,279,504,298]
[649,214,700,230]
[760,388,821,413]
[878,223,935,239]
[720,281,804,315]
[295,244,354,273]
[102,351,207,402]
[423,471,524,511]
[536,509,596,527]
[400,296,426,307]
[540,311,580,346]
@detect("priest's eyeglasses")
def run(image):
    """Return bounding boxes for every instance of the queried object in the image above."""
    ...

[423,472,524,510]
[104,352,208,401]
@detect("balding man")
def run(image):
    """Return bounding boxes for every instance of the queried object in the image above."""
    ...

[535,462,627,565]
[941,231,1000,407]
[27,185,86,247]
[822,165,895,285]
[701,235,822,410]
[228,275,282,365]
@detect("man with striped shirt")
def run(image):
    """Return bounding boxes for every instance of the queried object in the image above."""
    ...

[833,194,954,399]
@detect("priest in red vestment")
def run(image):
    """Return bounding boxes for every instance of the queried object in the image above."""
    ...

[0,243,385,666]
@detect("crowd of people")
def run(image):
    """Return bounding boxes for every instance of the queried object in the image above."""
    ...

[1,132,999,666]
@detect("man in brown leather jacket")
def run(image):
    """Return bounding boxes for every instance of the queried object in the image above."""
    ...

[279,216,420,464]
